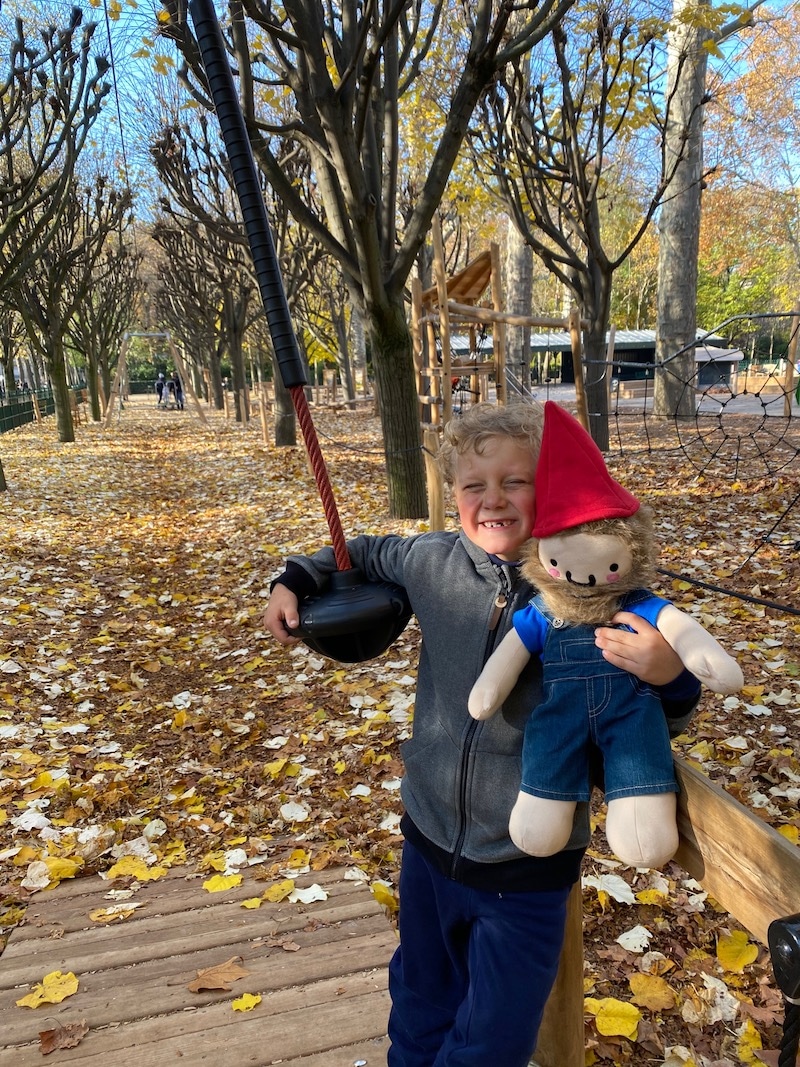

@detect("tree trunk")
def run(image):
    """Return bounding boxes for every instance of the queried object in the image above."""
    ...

[654,0,709,418]
[581,258,613,451]
[46,334,75,443]
[505,222,533,397]
[368,298,427,519]
[336,312,356,407]
[583,327,610,451]
[224,291,249,423]
[0,457,7,492]
[87,350,102,421]
[273,368,296,446]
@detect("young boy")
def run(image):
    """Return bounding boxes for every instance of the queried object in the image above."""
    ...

[264,401,699,1067]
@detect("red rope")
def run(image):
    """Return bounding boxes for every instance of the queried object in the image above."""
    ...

[290,385,351,571]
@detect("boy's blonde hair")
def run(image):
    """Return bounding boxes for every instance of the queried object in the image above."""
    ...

[436,401,545,485]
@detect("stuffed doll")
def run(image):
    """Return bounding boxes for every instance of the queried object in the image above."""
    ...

[468,401,743,869]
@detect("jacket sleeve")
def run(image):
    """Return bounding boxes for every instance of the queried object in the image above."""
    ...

[271,534,414,599]
[657,668,701,737]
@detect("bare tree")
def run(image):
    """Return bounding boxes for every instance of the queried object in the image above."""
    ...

[9,178,132,441]
[67,233,143,420]
[0,8,110,291]
[474,1,701,448]
[151,118,320,438]
[158,0,574,517]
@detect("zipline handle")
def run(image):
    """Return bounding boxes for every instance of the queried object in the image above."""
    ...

[188,0,306,389]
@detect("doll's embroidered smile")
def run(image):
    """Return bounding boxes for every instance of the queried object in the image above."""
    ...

[566,572,596,586]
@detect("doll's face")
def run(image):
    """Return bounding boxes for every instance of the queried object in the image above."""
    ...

[537,531,633,590]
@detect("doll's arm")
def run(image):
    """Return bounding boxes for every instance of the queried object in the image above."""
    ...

[468,629,533,720]
[655,603,743,694]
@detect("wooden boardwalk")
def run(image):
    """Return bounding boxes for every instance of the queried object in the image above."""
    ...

[0,864,395,1066]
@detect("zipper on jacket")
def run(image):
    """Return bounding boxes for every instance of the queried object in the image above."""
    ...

[449,564,517,881]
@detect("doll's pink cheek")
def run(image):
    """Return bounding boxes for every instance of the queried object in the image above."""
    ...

[607,573,621,583]
[548,567,562,578]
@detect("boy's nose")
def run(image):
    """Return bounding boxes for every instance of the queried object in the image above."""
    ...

[484,485,506,508]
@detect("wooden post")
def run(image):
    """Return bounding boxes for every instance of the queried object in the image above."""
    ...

[103,336,128,427]
[783,312,799,419]
[168,339,209,427]
[490,242,507,405]
[605,324,616,410]
[432,217,453,425]
[569,307,590,431]
[411,277,427,422]
[423,428,445,531]
[259,391,270,445]
[533,883,584,1067]
[31,392,42,423]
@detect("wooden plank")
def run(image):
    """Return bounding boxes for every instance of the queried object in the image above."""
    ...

[674,754,800,946]
[5,866,373,947]
[0,893,384,986]
[262,1036,389,1066]
[0,975,390,1067]
[0,866,396,1067]
[0,925,393,1044]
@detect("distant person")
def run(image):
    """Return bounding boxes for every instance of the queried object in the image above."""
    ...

[171,372,184,411]
[155,373,166,407]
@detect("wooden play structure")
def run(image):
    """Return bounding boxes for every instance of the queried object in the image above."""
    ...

[411,218,588,429]
[411,218,588,528]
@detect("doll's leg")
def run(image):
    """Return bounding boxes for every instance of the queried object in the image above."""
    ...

[508,793,577,857]
[605,793,678,869]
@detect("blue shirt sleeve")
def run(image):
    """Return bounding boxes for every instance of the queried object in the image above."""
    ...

[625,593,701,704]
[513,602,549,655]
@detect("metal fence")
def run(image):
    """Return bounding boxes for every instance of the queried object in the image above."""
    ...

[0,389,57,434]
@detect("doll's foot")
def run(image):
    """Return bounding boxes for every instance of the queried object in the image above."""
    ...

[509,794,575,856]
[606,794,679,868]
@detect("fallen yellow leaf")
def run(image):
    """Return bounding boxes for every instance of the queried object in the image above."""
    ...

[628,971,676,1011]
[16,971,79,1009]
[202,873,243,893]
[717,929,758,972]
[232,992,261,1011]
[261,879,294,902]
[584,996,641,1039]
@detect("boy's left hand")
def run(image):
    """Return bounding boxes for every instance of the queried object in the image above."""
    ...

[595,612,684,686]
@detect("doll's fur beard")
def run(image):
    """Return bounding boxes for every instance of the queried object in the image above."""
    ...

[520,507,659,626]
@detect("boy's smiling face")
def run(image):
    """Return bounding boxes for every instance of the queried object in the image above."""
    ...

[453,436,537,562]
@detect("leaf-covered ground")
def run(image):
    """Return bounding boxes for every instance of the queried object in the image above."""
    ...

[0,396,798,1066]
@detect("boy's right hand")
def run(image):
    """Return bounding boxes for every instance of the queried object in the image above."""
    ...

[263,584,301,645]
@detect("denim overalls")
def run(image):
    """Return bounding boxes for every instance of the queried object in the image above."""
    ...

[514,590,680,803]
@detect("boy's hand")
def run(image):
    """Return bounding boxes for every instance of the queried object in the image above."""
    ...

[263,585,302,645]
[595,612,684,686]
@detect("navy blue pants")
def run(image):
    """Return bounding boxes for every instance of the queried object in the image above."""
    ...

[388,840,571,1066]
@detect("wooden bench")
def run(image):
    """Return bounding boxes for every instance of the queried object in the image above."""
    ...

[533,754,800,1065]
[614,380,653,400]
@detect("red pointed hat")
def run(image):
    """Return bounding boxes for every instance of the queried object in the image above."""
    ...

[532,401,639,539]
